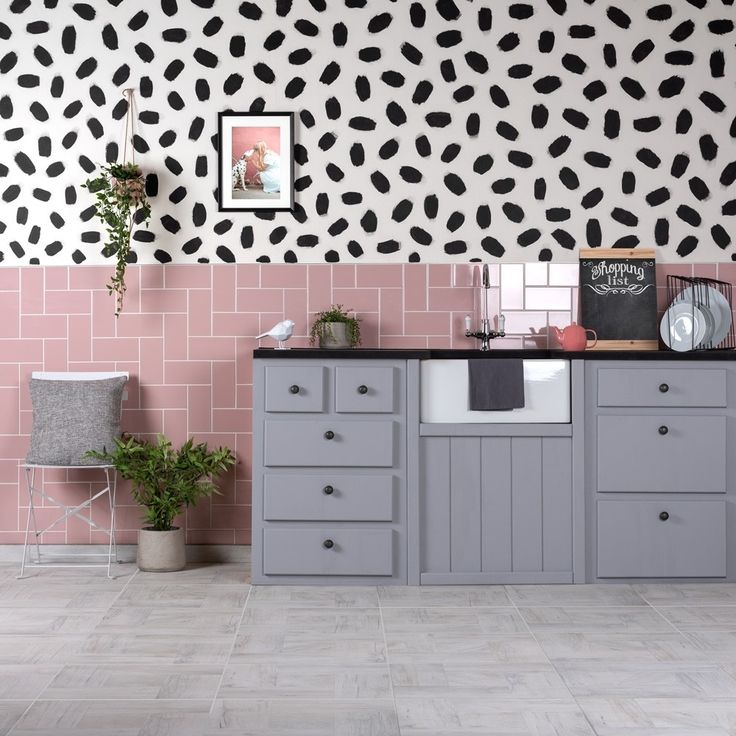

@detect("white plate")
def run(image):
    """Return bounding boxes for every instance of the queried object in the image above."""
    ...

[704,286,732,347]
[660,301,707,351]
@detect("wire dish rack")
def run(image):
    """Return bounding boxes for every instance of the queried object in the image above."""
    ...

[663,275,735,351]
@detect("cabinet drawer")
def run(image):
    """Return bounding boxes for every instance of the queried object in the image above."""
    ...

[335,366,396,413]
[263,474,394,521]
[263,528,394,576]
[264,366,325,413]
[597,415,726,493]
[264,420,396,467]
[597,368,727,408]
[597,500,726,578]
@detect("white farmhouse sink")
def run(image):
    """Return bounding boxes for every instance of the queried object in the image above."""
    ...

[420,359,570,423]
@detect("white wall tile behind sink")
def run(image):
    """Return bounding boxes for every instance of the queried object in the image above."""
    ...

[420,360,570,423]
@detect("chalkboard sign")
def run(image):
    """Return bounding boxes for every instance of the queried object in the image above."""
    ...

[579,248,658,350]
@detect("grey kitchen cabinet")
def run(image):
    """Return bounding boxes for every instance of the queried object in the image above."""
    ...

[586,361,735,581]
[252,359,407,584]
[418,431,576,584]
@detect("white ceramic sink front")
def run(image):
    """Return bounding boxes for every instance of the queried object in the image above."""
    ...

[420,359,570,423]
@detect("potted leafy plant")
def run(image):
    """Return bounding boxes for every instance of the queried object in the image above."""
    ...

[309,304,361,348]
[82,162,151,317]
[88,434,235,572]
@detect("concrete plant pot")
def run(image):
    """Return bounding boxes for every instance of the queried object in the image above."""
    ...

[319,322,351,349]
[137,527,186,572]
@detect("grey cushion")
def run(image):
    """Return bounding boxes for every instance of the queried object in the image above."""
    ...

[26,376,127,466]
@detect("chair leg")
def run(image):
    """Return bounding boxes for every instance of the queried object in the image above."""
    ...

[18,467,38,579]
[105,467,118,578]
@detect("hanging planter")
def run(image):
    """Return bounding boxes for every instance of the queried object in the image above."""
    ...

[82,89,152,316]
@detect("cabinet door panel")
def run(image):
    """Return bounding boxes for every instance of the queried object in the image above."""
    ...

[511,438,543,572]
[481,438,512,573]
[597,415,726,493]
[265,366,326,413]
[335,365,396,413]
[450,437,482,572]
[597,500,726,578]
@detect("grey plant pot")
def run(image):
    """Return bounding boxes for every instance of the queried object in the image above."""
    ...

[137,527,186,572]
[319,322,351,349]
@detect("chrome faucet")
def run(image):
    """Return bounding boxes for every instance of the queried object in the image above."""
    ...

[464,263,505,350]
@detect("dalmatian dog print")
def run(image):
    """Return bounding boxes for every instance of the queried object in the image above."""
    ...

[0,0,734,265]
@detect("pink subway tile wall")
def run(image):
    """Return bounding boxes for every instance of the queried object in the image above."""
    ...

[0,262,731,546]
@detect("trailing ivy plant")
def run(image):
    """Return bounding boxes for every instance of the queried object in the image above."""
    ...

[87,434,235,532]
[82,162,151,316]
[309,304,362,347]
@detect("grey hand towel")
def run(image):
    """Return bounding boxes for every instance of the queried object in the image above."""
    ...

[468,359,525,411]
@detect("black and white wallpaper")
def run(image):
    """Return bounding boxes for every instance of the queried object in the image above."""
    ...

[0,0,734,264]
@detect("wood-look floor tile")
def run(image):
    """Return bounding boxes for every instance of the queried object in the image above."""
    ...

[395,697,595,734]
[0,701,30,736]
[9,699,211,736]
[114,583,249,611]
[635,584,736,606]
[0,583,126,610]
[657,606,736,631]
[536,632,707,663]
[210,699,400,735]
[389,661,573,700]
[578,696,736,735]
[218,662,391,700]
[93,606,242,636]
[381,606,527,634]
[0,607,105,635]
[0,636,85,665]
[385,632,547,662]
[378,585,511,608]
[506,584,647,607]
[247,586,379,608]
[686,631,736,663]
[239,606,381,634]
[129,563,248,586]
[0,667,61,700]
[519,605,676,633]
[39,664,223,700]
[556,662,736,699]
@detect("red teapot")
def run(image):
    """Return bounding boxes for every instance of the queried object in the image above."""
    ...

[551,323,598,351]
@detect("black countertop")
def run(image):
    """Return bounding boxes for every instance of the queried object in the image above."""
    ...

[254,347,736,361]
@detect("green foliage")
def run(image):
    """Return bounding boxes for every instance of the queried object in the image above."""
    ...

[309,304,362,347]
[88,434,235,532]
[82,162,151,317]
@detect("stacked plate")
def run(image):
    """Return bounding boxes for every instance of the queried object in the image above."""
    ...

[660,286,732,352]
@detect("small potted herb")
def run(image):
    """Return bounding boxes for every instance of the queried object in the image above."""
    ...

[309,304,361,349]
[88,434,235,572]
[82,162,151,317]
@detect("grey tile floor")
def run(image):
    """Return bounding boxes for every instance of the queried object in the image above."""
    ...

[2,563,736,735]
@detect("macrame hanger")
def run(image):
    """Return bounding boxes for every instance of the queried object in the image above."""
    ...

[121,88,136,164]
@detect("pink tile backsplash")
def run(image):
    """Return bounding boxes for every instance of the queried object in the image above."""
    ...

[0,262,732,546]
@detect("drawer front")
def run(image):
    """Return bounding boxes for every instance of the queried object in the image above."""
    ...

[264,420,396,467]
[597,415,726,493]
[263,474,394,521]
[597,500,726,578]
[264,366,325,413]
[335,366,396,413]
[263,528,394,576]
[597,368,727,408]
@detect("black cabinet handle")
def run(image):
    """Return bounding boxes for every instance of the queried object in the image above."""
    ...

[659,511,669,521]
[322,539,334,549]
[658,425,669,435]
[357,385,368,394]
[659,383,669,393]
[289,384,300,394]
[323,485,334,495]
[324,430,335,440]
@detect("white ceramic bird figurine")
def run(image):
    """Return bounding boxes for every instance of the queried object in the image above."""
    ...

[256,319,295,349]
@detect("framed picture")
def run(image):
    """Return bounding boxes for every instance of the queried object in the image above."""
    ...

[217,111,295,212]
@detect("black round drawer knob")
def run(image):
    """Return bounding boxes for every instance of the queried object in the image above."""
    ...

[357,385,368,395]
[323,485,334,495]
[324,430,335,440]
[289,384,300,394]
[658,425,669,435]
[659,383,669,393]
[323,539,335,549]
[659,511,669,521]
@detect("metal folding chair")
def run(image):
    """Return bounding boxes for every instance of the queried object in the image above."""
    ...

[18,371,128,579]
